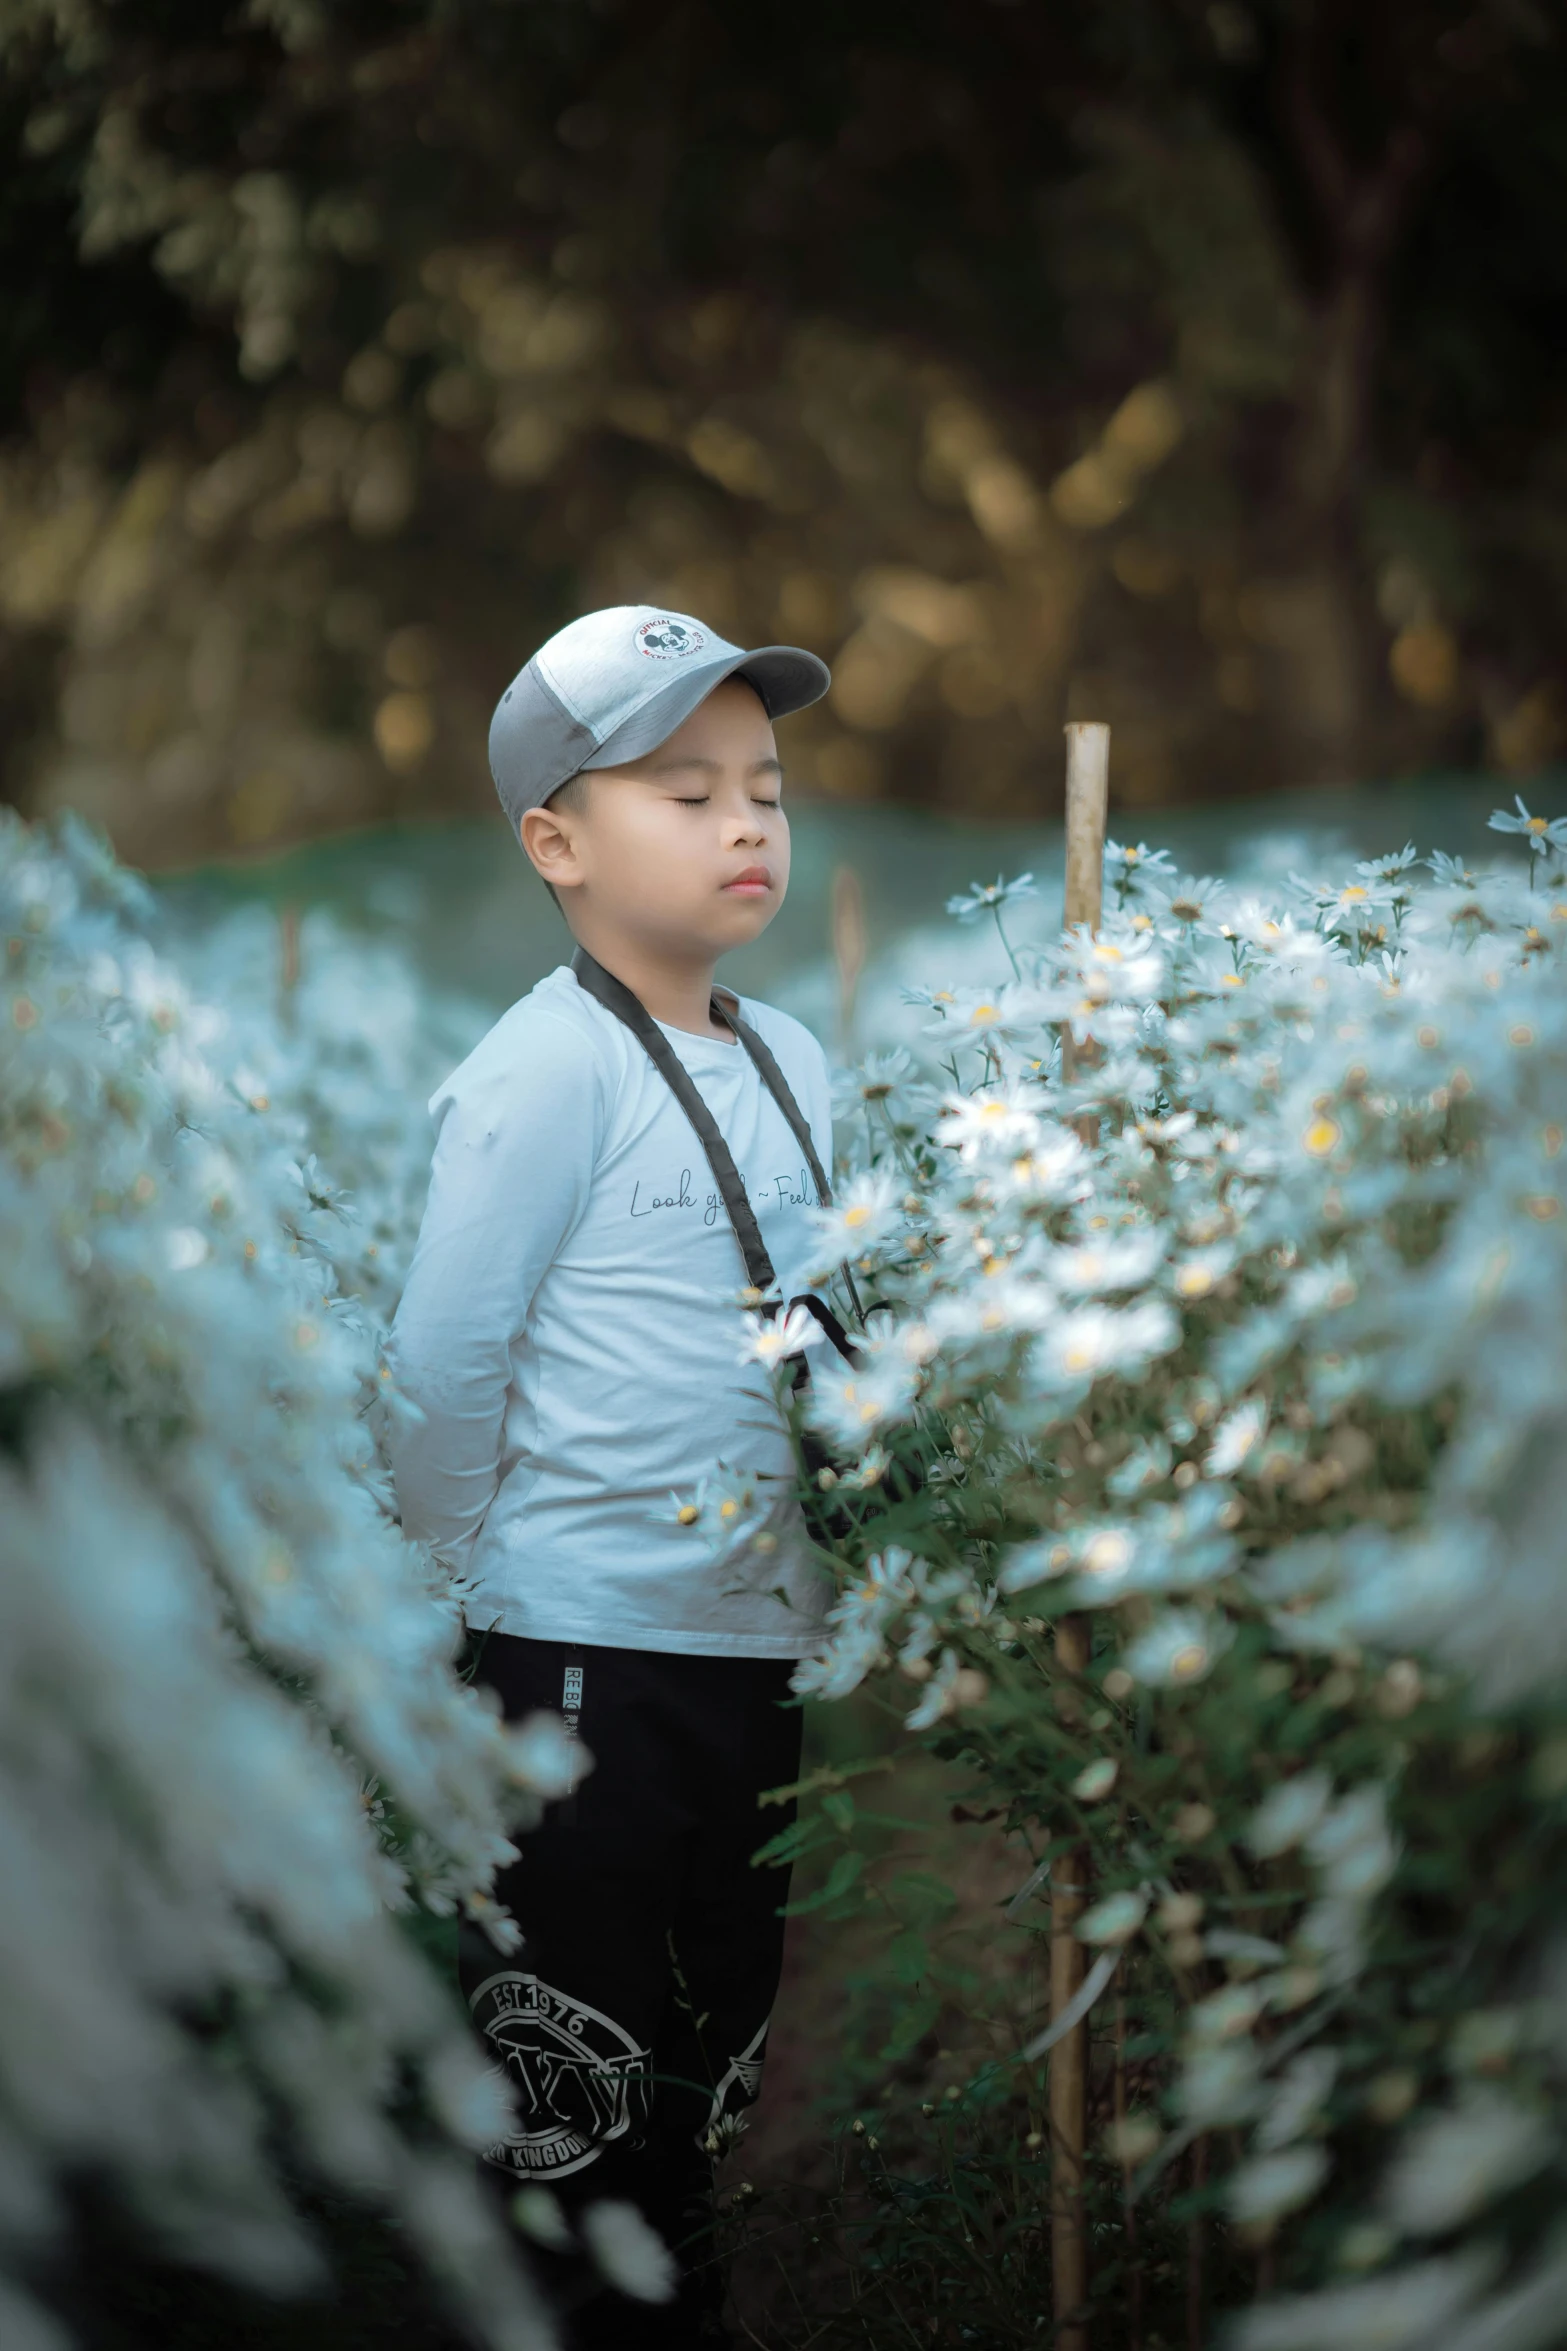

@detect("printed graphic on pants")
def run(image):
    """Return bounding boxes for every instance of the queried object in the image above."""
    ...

[699,2014,770,2152]
[469,1970,652,2178]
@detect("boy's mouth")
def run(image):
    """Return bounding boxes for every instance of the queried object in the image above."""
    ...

[723,865,773,896]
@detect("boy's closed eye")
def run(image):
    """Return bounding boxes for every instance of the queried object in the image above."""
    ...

[673,794,781,808]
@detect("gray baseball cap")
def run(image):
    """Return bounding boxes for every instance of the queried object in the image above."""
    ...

[488,604,831,832]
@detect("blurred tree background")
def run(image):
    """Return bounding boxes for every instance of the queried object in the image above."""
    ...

[0,0,1563,872]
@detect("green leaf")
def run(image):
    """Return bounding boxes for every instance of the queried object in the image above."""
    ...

[889,1870,960,1928]
[888,1928,929,1985]
[880,1990,941,2061]
[782,1849,865,1916]
[751,1816,830,1868]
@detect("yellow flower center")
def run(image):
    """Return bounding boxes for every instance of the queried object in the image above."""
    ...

[677,1504,700,1526]
[1528,816,1550,834]
[845,1203,872,1226]
[1176,1264,1213,1299]
[1303,1115,1341,1157]
[1169,1643,1209,1681]
[971,1003,998,1024]
[1340,885,1369,902]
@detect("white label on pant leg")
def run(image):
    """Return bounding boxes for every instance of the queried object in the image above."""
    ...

[561,1662,584,1791]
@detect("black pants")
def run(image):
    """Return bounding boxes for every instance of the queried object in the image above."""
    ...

[459,1636,803,2346]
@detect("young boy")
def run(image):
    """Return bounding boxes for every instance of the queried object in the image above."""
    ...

[385,606,837,2346]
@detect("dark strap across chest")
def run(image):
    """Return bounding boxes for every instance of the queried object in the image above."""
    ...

[570,946,843,1311]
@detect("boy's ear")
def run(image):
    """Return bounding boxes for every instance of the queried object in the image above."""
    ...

[519,801,582,890]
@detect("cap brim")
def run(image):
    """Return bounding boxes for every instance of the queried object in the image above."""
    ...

[581,643,830,772]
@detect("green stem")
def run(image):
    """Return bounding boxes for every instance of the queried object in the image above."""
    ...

[992,903,1022,981]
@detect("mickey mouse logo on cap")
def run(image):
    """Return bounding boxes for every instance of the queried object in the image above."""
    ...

[634,615,706,660]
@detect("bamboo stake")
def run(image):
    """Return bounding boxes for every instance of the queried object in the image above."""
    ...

[1063,722,1110,939]
[1186,2136,1209,2351]
[1051,720,1109,2351]
[278,902,301,1034]
[831,863,867,1060]
[1060,722,1108,1087]
[1115,1994,1143,2351]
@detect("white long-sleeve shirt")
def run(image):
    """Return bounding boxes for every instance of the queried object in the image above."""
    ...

[384,961,835,1657]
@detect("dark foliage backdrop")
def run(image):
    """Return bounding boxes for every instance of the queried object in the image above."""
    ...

[0,0,1563,868]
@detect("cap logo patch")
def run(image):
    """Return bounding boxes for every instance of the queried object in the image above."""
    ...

[634,616,705,660]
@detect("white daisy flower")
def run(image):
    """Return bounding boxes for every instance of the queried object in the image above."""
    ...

[1001,1130,1091,1204]
[1204,1397,1267,1477]
[511,2187,574,2250]
[808,1347,919,1447]
[1381,2094,1552,2239]
[937,1081,1049,1160]
[1227,2145,1330,2227]
[1039,1298,1179,1387]
[996,1536,1075,1594]
[791,1619,888,1701]
[1170,1246,1235,1302]
[847,1047,914,1102]
[926,983,1050,1039]
[1247,1770,1332,1859]
[904,1646,962,1730]
[1052,1229,1164,1295]
[580,2200,678,2304]
[1076,1888,1148,1946]
[1488,794,1567,858]
[1306,1787,1399,1900]
[508,1709,587,1800]
[1178,2042,1264,2130]
[1121,1608,1235,1688]
[738,1303,827,1370]
[946,872,1038,921]
[1255,2050,1339,2153]
[809,1167,901,1260]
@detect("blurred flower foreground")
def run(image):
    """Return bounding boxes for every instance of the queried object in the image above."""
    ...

[13,786,1567,2351]
[700,817,1567,2344]
[0,811,566,2350]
